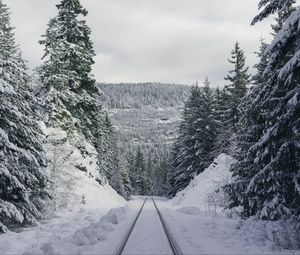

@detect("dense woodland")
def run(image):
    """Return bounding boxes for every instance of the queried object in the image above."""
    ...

[99,83,189,195]
[168,0,300,225]
[0,0,299,235]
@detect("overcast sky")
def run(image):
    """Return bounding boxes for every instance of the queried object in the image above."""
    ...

[8,0,274,86]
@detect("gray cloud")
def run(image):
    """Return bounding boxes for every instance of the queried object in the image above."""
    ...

[8,0,274,86]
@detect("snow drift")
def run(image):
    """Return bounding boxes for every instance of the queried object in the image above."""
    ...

[171,153,235,212]
[42,125,125,212]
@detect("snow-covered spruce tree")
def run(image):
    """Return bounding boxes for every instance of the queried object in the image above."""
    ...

[0,1,49,233]
[226,2,300,221]
[119,159,132,200]
[100,115,119,182]
[167,80,219,197]
[103,115,132,199]
[225,40,270,215]
[38,0,122,189]
[251,0,295,25]
[130,148,149,195]
[38,0,102,136]
[212,86,231,156]
[224,42,251,133]
[214,43,251,157]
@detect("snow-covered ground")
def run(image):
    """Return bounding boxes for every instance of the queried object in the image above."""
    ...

[1,196,299,255]
[1,152,299,255]
[0,197,134,255]
[172,153,234,213]
[158,200,299,254]
[165,153,300,254]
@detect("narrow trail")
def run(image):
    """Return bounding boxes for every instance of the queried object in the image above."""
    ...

[118,197,178,255]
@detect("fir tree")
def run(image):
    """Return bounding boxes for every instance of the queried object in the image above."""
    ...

[224,42,251,133]
[0,0,49,232]
[38,0,101,137]
[226,1,300,221]
[251,0,295,25]
[213,87,231,156]
[38,0,121,189]
[225,39,270,215]
[168,80,219,196]
[129,148,150,195]
[119,159,132,200]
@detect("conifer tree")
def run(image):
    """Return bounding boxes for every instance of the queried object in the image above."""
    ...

[119,159,132,200]
[226,1,300,221]
[213,87,231,155]
[38,0,100,136]
[0,1,49,232]
[251,0,295,25]
[38,0,122,188]
[168,80,219,196]
[225,40,270,215]
[131,148,146,195]
[224,42,251,133]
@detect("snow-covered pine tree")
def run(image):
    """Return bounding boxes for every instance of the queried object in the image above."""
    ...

[130,148,148,195]
[227,1,300,221]
[167,79,219,197]
[119,159,132,200]
[213,86,231,156]
[100,115,119,182]
[0,1,49,233]
[38,0,102,135]
[102,115,131,198]
[251,0,295,25]
[224,42,251,134]
[38,0,122,188]
[225,39,270,214]
[270,1,296,35]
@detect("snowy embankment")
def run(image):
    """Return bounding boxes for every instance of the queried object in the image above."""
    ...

[172,153,234,213]
[0,201,132,255]
[0,125,128,254]
[165,154,300,253]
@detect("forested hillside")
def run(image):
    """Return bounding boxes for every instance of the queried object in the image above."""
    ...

[0,0,125,233]
[99,83,189,195]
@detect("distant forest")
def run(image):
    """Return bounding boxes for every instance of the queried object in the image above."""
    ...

[98,83,190,109]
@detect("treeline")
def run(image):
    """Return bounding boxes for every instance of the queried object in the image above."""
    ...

[0,0,129,233]
[168,0,300,224]
[99,83,189,109]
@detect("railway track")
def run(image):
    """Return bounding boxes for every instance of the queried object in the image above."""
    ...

[115,197,148,255]
[115,197,183,255]
[151,197,183,255]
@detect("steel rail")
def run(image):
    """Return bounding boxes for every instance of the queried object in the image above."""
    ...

[115,197,148,255]
[151,197,183,255]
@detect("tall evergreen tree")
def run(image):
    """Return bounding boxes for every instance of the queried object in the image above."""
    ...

[38,0,102,135]
[225,39,270,216]
[226,1,300,221]
[0,1,49,233]
[168,80,219,196]
[119,159,132,200]
[38,0,121,187]
[213,86,231,155]
[224,42,251,133]
[131,148,146,195]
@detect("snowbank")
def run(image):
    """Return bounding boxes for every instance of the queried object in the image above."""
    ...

[0,204,128,255]
[168,154,300,251]
[0,124,127,254]
[171,153,235,212]
[41,125,124,211]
